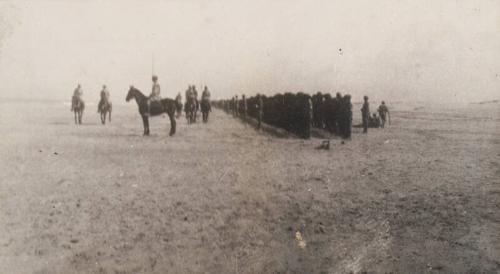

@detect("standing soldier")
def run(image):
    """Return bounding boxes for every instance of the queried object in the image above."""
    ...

[378,101,390,128]
[361,95,370,133]
[175,92,182,117]
[257,94,264,129]
[303,96,313,139]
[344,95,352,139]
[242,94,248,121]
[234,95,239,117]
[146,75,161,116]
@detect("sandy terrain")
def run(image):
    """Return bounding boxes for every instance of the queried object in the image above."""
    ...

[0,99,499,274]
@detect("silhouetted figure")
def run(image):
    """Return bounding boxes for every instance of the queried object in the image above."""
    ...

[378,101,390,128]
[361,95,370,133]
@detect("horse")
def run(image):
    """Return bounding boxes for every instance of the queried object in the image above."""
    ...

[125,86,176,136]
[71,96,85,124]
[200,99,211,123]
[184,98,196,124]
[98,100,112,125]
[194,99,200,121]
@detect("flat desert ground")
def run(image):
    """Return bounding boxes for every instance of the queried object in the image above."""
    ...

[0,99,499,274]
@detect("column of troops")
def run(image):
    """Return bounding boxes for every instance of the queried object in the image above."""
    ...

[214,92,356,139]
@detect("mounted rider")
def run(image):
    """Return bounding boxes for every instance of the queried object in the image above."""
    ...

[146,75,161,116]
[97,85,111,113]
[71,84,83,111]
[201,86,211,101]
[201,86,212,111]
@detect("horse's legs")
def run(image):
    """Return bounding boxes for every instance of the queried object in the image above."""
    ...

[79,110,83,124]
[142,115,150,135]
[168,111,176,136]
[109,110,112,122]
[74,111,77,124]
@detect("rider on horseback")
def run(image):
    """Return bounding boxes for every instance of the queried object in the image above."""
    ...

[145,75,161,116]
[201,86,211,101]
[71,84,83,111]
[97,85,110,113]
[201,86,211,111]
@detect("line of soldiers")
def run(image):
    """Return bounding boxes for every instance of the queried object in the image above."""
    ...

[216,92,390,139]
[311,92,353,139]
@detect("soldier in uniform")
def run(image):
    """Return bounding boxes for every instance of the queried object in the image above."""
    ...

[234,95,239,117]
[361,95,370,133]
[303,96,313,139]
[97,85,110,113]
[71,84,83,111]
[146,75,161,116]
[378,101,390,128]
[241,94,247,121]
[257,94,264,129]
[340,94,352,139]
[175,92,182,117]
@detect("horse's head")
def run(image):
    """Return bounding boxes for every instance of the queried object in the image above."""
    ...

[126,86,135,102]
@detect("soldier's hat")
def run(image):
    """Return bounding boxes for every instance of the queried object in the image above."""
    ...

[382,101,385,104]
[152,75,158,81]
[364,95,369,100]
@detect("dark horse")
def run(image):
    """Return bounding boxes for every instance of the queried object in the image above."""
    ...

[200,99,211,123]
[184,98,196,124]
[71,96,84,124]
[125,86,176,136]
[98,100,112,125]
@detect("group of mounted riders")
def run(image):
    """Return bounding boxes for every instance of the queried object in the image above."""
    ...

[71,75,212,134]
[71,84,112,124]
[181,83,212,124]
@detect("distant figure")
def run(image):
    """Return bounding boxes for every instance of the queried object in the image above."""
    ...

[175,92,182,118]
[201,86,212,123]
[378,101,390,128]
[361,95,370,133]
[97,85,110,113]
[370,113,381,128]
[192,85,199,116]
[257,94,264,129]
[184,86,197,124]
[337,94,352,139]
[234,95,239,117]
[97,85,112,124]
[334,92,342,134]
[71,84,85,124]
[241,94,247,121]
[146,75,161,116]
[71,84,83,111]
[201,86,211,101]
[303,96,313,139]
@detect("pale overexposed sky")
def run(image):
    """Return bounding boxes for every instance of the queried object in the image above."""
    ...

[0,0,499,103]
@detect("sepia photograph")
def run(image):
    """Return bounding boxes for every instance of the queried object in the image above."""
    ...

[0,0,499,273]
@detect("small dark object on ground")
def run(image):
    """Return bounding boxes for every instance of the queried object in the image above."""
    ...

[315,140,330,150]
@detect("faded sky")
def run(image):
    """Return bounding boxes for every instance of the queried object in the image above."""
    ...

[0,0,499,103]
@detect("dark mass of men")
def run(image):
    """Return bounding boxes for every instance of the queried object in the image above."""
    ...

[214,92,390,139]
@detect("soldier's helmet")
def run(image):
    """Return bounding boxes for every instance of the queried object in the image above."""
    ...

[382,101,385,104]
[152,75,158,81]
[103,85,106,89]
[364,95,369,100]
